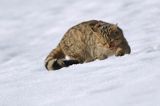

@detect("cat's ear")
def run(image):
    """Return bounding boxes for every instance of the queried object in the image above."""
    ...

[110,24,118,32]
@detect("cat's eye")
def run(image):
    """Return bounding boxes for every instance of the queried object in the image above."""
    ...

[114,36,121,40]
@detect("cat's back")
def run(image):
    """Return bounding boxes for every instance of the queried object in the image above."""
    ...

[59,20,99,45]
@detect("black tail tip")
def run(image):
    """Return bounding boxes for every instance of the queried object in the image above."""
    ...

[45,59,80,71]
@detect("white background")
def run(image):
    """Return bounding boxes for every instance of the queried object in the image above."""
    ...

[0,0,160,106]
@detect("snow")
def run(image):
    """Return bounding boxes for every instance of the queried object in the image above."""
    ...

[0,0,160,106]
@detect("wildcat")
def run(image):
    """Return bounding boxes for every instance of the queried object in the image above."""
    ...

[45,20,131,70]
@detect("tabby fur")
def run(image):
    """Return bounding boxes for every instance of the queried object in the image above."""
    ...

[45,20,131,70]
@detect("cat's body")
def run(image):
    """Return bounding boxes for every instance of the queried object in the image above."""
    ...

[45,20,131,70]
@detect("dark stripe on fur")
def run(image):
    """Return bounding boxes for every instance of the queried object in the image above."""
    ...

[45,61,49,70]
[52,60,62,70]
[63,60,80,67]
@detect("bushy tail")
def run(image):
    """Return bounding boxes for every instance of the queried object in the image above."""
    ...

[45,47,79,70]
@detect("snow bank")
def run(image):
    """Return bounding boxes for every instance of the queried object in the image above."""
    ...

[0,0,160,106]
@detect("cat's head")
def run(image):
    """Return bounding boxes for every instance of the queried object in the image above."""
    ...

[92,22,125,49]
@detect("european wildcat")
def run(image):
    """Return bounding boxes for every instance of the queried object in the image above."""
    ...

[45,20,131,70]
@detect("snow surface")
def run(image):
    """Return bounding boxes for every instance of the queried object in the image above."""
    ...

[0,0,160,106]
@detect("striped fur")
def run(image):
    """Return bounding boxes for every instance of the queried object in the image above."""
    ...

[45,20,131,70]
